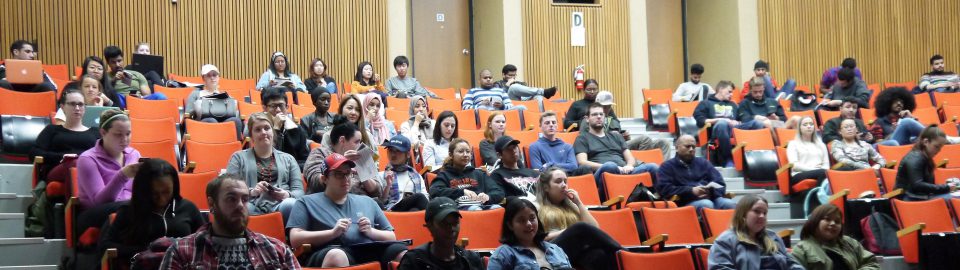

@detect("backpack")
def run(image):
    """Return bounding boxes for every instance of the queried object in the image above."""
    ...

[626,183,659,203]
[24,181,52,238]
[803,179,831,217]
[860,209,902,255]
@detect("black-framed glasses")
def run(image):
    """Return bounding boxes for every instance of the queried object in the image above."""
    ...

[65,102,85,108]
[266,103,287,110]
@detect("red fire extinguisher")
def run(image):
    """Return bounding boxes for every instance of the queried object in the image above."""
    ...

[574,65,586,91]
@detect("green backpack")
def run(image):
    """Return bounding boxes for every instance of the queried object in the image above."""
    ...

[24,181,52,238]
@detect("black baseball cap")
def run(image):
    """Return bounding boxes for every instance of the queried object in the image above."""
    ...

[425,197,461,224]
[494,135,521,153]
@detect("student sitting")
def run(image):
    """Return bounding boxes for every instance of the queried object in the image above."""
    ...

[379,135,430,212]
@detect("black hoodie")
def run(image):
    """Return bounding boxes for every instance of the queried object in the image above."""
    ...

[429,163,505,205]
[693,94,739,128]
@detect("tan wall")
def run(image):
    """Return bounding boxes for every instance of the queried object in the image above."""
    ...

[387,0,412,78]
[0,0,391,84]
[628,0,651,116]
[686,0,743,88]
[645,0,685,90]
[472,0,507,85]
[519,0,634,117]
[759,0,960,88]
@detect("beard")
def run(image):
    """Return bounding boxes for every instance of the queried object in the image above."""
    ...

[212,207,248,236]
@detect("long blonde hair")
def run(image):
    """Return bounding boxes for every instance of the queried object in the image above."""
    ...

[792,116,826,149]
[535,167,580,232]
[732,195,779,254]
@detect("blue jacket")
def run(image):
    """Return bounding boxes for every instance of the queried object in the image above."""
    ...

[693,94,739,128]
[708,229,804,270]
[488,241,572,270]
[528,137,579,172]
[655,157,726,205]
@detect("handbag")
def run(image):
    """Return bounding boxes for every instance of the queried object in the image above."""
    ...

[198,93,238,122]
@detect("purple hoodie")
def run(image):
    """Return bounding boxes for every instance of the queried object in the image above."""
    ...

[76,140,140,208]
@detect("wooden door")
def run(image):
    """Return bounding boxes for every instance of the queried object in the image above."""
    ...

[411,0,473,89]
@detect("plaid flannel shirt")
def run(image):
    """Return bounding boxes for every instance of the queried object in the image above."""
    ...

[159,224,301,269]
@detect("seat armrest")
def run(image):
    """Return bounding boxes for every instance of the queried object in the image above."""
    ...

[882,188,903,199]
[101,248,117,270]
[827,189,850,204]
[937,159,949,168]
[185,162,197,173]
[776,164,794,195]
[705,236,717,244]
[896,223,926,238]
[885,162,898,169]
[602,196,624,209]
[641,234,668,250]
[830,162,846,170]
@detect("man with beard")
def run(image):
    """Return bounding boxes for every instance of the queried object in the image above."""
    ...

[160,173,301,269]
[563,79,607,130]
[919,54,960,93]
[574,103,659,201]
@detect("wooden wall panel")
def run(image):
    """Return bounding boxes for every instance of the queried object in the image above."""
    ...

[0,0,390,84]
[521,0,634,117]
[758,0,960,88]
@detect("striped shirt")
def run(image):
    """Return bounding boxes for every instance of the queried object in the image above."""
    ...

[461,87,513,110]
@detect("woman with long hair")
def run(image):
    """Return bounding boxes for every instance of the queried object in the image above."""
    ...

[488,198,572,270]
[428,138,504,209]
[479,112,523,168]
[68,56,121,107]
[895,125,959,201]
[791,204,879,270]
[255,52,307,95]
[423,111,459,171]
[352,61,387,105]
[786,116,829,185]
[304,58,337,94]
[32,89,101,197]
[100,159,204,269]
[831,118,886,174]
[708,195,803,269]
[536,167,620,270]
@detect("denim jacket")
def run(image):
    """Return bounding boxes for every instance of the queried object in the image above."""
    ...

[488,241,572,270]
[708,229,804,270]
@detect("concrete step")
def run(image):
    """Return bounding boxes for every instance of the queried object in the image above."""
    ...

[0,238,65,266]
[766,219,805,236]
[730,189,787,203]
[0,164,33,195]
[723,177,744,190]
[0,194,32,214]
[767,202,791,220]
[0,213,25,238]
[716,167,743,178]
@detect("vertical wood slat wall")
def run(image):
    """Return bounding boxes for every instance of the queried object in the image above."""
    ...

[0,0,390,84]
[521,1,633,117]
[758,0,960,88]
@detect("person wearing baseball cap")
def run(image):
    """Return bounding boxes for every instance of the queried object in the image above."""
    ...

[379,135,429,212]
[740,59,797,100]
[288,152,408,267]
[185,63,243,139]
[489,136,540,201]
[396,197,485,270]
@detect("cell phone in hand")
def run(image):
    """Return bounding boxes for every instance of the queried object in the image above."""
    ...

[139,157,150,163]
[266,183,279,192]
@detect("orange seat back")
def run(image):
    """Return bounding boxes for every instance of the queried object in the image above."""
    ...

[184,141,242,173]
[784,110,816,127]
[701,208,734,239]
[430,87,458,100]
[591,209,642,246]
[631,149,664,165]
[184,119,239,144]
[247,212,286,242]
[130,117,178,143]
[429,98,463,112]
[617,249,696,270]
[459,208,505,250]
[879,168,899,194]
[555,132,579,145]
[885,81,917,91]
[0,87,57,116]
[641,206,705,245]
[933,167,960,186]
[774,128,797,147]
[934,92,960,108]
[818,110,840,126]
[933,144,960,168]
[178,171,218,211]
[459,129,486,147]
[602,172,652,202]
[385,96,406,110]
[168,74,204,84]
[478,110,523,131]
[384,109,409,130]
[384,211,432,248]
[452,110,478,130]
[912,107,941,125]
[521,110,542,131]
[877,144,914,166]
[290,104,315,120]
[892,199,955,234]
[127,97,180,122]
[827,169,880,199]
[131,140,180,170]
[237,101,261,120]
[567,174,601,206]
[860,108,877,125]
[219,79,256,92]
[42,64,70,81]
[733,128,775,151]
[154,86,194,107]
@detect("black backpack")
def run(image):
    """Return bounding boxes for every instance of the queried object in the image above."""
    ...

[860,209,901,255]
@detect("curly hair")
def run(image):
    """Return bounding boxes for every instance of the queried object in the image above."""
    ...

[873,87,915,118]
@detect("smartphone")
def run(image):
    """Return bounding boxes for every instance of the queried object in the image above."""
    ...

[266,183,279,192]
[138,157,150,163]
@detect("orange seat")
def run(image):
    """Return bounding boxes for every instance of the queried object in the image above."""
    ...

[825,169,884,214]
[933,144,960,168]
[430,87,458,100]
[933,167,960,186]
[178,171,218,211]
[860,108,877,125]
[701,208,734,241]
[521,109,542,131]
[302,262,380,270]
[784,110,816,127]
[459,208,504,251]
[818,110,841,127]
[154,86,194,108]
[384,109,409,130]
[555,132,579,145]
[892,199,958,264]
[885,81,917,92]
[184,141,241,173]
[184,119,239,144]
[0,87,57,116]
[914,93,934,109]
[731,128,776,171]
[127,97,180,122]
[223,89,249,101]
[66,168,80,248]
[641,206,705,245]
[567,174,603,206]
[877,144,913,166]
[866,83,882,108]
[478,110,523,131]
[219,79,256,92]
[429,98,463,112]
[667,101,699,136]
[452,110,478,130]
[631,149,664,165]
[590,209,642,247]
[42,64,71,81]
[131,140,180,170]
[384,211,431,249]
[290,104,315,120]
[933,92,960,108]
[543,100,572,127]
[912,107,941,125]
[642,88,673,113]
[616,248,696,270]
[774,128,797,147]
[130,117,178,143]
[458,129,486,147]
[512,99,540,113]
[237,101,262,120]
[385,96,406,110]
[247,212,286,242]
[602,172,653,203]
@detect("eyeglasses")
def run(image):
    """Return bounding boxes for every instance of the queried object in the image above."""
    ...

[65,102,85,108]
[266,103,287,110]
[328,170,351,179]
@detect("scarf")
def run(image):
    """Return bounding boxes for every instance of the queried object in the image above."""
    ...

[364,94,390,143]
